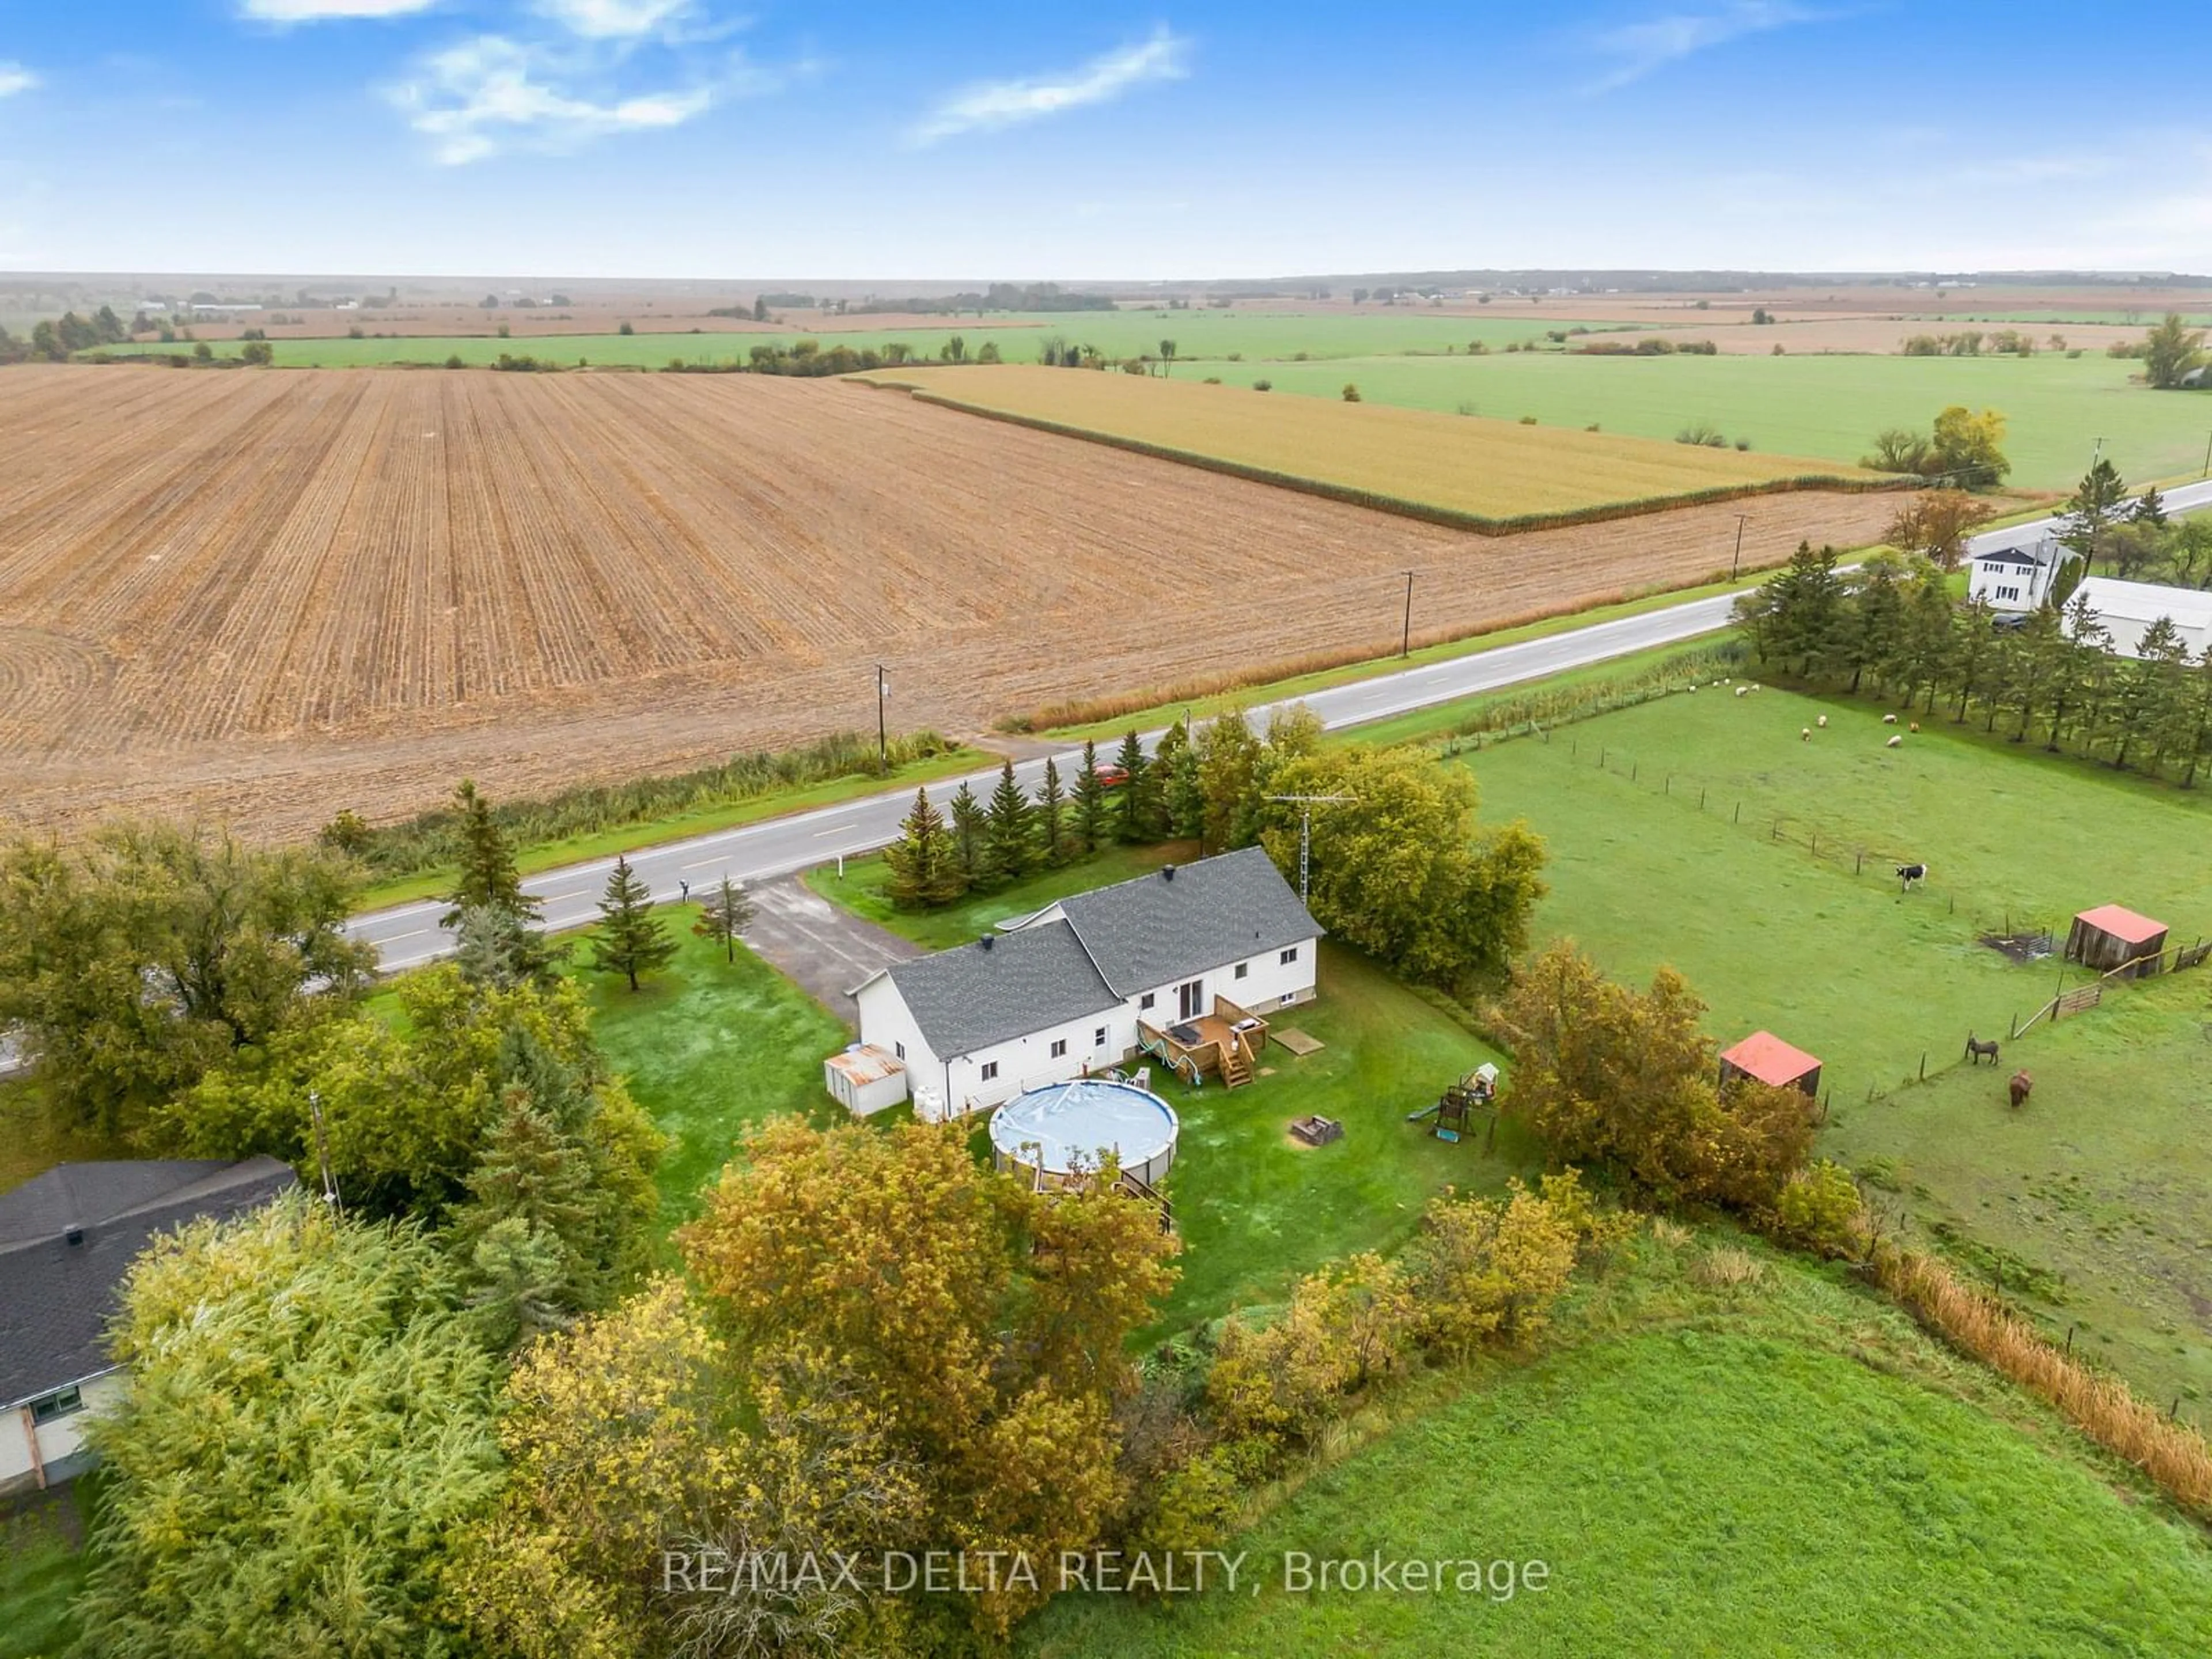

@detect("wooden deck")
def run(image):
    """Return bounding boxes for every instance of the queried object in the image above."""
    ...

[1139,995,1270,1089]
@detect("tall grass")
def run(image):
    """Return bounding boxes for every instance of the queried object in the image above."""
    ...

[1872,1245,2212,1520]
[336,729,958,882]
[1428,643,1747,755]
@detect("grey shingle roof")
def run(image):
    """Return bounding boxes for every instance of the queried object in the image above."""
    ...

[0,1157,298,1408]
[1055,846,1322,997]
[884,919,1116,1060]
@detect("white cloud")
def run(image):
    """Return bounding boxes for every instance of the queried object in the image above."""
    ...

[390,34,721,163]
[241,0,440,20]
[1586,2,1838,93]
[910,26,1189,146]
[535,0,698,39]
[0,63,39,97]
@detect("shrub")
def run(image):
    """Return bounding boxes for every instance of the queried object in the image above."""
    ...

[1676,420,1726,447]
[618,321,634,335]
[1772,343,1786,355]
[1767,1160,1865,1256]
[1407,1177,1580,1357]
[444,354,465,370]
[1585,423,1600,432]
[1202,376,1221,384]
[1252,378,1272,392]
[1208,1253,1418,1446]
[1734,438,1751,451]
[1518,414,1537,425]
[1341,383,1361,402]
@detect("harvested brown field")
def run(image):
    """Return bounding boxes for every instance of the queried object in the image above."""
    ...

[0,366,1911,841]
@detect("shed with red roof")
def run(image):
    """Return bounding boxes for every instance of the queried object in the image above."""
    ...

[2065,905,2169,978]
[1718,1031,1823,1099]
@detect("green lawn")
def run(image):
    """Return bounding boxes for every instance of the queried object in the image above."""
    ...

[566,918,851,1234]
[1456,684,2212,1402]
[1024,1233,2212,1657]
[1170,351,2211,493]
[1836,970,2212,1414]
[96,310,1623,370]
[0,1490,90,1659]
[808,846,1526,1332]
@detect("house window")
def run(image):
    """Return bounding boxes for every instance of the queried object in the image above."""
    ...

[1050,1039,1067,1059]
[30,1385,82,1425]
[980,1060,998,1082]
[1094,1027,1108,1048]
[1280,946,1299,965]
[1140,992,1156,1011]
[894,1041,906,1060]
[1234,961,1249,980]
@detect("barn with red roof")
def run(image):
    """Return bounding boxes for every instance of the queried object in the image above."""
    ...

[1718,1031,1823,1099]
[2065,904,2170,978]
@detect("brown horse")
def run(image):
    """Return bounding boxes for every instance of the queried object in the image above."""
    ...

[2008,1069,2033,1109]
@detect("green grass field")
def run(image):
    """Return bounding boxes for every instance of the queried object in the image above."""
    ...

[565,918,851,1234]
[95,309,1618,370]
[808,848,1524,1331]
[1173,351,2211,492]
[1836,970,2212,1412]
[1455,683,2212,1402]
[0,1488,90,1659]
[1025,1232,2212,1657]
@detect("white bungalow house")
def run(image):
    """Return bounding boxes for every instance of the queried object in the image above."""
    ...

[1,1157,297,1496]
[1967,537,2063,613]
[2066,576,2212,660]
[850,847,1323,1119]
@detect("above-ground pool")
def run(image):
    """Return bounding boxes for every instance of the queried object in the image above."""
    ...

[988,1078,1180,1187]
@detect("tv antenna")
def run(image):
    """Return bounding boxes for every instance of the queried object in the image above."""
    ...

[1267,794,1353,906]
[307,1089,343,1219]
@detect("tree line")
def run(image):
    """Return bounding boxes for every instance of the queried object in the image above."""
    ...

[885,711,1548,997]
[1736,541,2212,781]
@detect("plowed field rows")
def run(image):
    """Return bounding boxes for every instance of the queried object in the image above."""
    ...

[0,366,1910,839]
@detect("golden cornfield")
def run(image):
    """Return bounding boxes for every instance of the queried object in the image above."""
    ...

[859,365,1881,525]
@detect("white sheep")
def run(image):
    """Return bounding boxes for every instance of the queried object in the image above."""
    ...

[1801,728,1812,741]
[1883,713,1898,725]
[1816,715,1828,729]
[1735,686,1749,698]
[1887,734,1903,748]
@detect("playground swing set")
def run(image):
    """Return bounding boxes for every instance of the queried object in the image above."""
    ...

[1407,1063,1499,1143]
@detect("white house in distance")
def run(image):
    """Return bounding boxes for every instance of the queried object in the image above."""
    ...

[844,847,1323,1120]
[1966,537,2063,613]
[1,1157,297,1496]
[2067,576,2212,660]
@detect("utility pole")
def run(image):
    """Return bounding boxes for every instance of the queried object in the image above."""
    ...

[1401,571,1416,658]
[2201,429,2210,479]
[1267,794,1353,906]
[875,664,889,772]
[1731,513,1749,581]
[307,1089,342,1218]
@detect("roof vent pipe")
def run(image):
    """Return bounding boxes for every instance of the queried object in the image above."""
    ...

[65,1226,84,1247]
[980,935,994,951]
[1162,865,1176,881]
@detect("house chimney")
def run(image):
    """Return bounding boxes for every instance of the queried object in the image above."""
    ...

[65,1226,84,1247]
[980,935,994,951]
[1162,865,1176,881]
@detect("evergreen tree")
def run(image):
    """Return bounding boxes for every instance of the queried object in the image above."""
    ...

[1842,560,1904,694]
[2184,646,2212,787]
[1114,729,1157,843]
[2131,483,2169,529]
[691,876,757,959]
[442,779,543,930]
[883,789,965,910]
[584,855,675,991]
[1037,757,1071,865]
[984,759,1037,882]
[2045,593,2111,752]
[449,1095,599,1348]
[1766,542,1849,679]
[2058,458,2127,571]
[1949,598,1999,721]
[1159,724,1205,843]
[949,780,989,881]
[1072,740,1108,854]
[2131,616,2194,775]
[1890,565,1957,710]
[452,901,559,990]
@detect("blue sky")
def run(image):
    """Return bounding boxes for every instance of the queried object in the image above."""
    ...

[1,1,2208,278]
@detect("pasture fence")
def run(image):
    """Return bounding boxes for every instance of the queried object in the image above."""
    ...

[1488,719,2206,1109]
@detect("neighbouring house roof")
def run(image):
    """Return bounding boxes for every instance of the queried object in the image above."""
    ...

[1976,547,2040,569]
[2072,904,2168,946]
[0,1157,298,1410]
[2071,577,2212,634]
[1050,846,1324,998]
[825,1044,904,1086]
[1719,1031,1822,1089]
[880,919,1117,1060]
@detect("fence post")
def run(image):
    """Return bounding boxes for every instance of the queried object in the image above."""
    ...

[1810,831,1819,857]
[2009,1010,2018,1039]
[1918,1052,1926,1081]
[1700,787,1707,810]
[1632,762,1638,782]
[1664,774,1671,795]
[1855,850,1863,874]
[1734,801,1741,824]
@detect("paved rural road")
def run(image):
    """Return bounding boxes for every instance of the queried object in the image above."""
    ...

[344,483,2212,974]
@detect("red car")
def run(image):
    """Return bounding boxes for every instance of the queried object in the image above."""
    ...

[1095,763,1131,788]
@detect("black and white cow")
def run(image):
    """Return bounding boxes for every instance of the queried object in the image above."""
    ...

[1895,862,1929,891]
